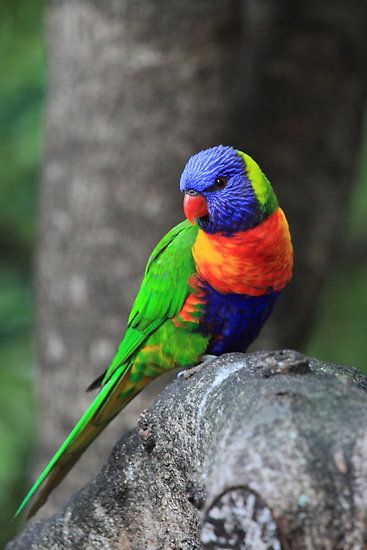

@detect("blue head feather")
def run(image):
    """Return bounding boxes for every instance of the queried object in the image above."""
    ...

[180,145,262,234]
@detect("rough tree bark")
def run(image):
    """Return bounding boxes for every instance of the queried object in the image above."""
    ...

[34,0,367,516]
[10,351,367,549]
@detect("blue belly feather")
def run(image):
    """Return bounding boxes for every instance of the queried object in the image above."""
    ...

[199,283,280,354]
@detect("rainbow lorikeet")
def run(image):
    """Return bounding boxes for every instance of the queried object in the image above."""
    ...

[17,145,293,518]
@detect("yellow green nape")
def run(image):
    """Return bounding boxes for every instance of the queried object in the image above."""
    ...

[236,150,278,215]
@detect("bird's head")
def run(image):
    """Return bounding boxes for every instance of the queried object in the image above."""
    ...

[180,145,278,234]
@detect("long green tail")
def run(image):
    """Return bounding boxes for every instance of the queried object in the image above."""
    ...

[15,363,141,518]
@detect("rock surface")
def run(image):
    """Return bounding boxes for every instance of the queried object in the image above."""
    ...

[9,350,367,549]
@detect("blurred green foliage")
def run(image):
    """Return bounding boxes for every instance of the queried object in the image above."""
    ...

[0,0,44,254]
[0,0,366,546]
[0,0,44,544]
[308,262,367,368]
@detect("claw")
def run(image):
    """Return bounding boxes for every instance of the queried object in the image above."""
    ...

[177,354,218,380]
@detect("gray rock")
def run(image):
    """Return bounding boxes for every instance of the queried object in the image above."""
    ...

[9,350,367,549]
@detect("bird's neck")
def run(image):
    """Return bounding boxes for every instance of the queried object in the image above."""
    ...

[192,208,293,296]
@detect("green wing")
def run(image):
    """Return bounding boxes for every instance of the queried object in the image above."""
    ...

[101,219,198,383]
[15,219,199,518]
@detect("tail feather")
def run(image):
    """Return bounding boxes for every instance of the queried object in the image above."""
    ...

[15,363,146,519]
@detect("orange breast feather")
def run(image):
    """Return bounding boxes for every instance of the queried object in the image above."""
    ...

[192,208,293,296]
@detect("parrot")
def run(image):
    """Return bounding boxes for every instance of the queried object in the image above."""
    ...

[16,145,293,518]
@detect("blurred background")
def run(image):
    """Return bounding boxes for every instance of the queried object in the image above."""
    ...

[1,0,367,546]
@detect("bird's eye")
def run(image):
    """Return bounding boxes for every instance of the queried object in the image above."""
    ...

[208,176,228,191]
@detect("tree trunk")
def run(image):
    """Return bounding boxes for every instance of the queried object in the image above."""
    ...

[10,351,367,549]
[34,0,367,516]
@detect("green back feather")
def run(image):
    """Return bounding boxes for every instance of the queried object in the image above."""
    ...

[102,219,198,383]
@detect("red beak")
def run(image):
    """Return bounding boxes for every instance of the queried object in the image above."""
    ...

[183,192,208,224]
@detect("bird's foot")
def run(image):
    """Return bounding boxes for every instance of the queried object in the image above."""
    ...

[177,355,217,380]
